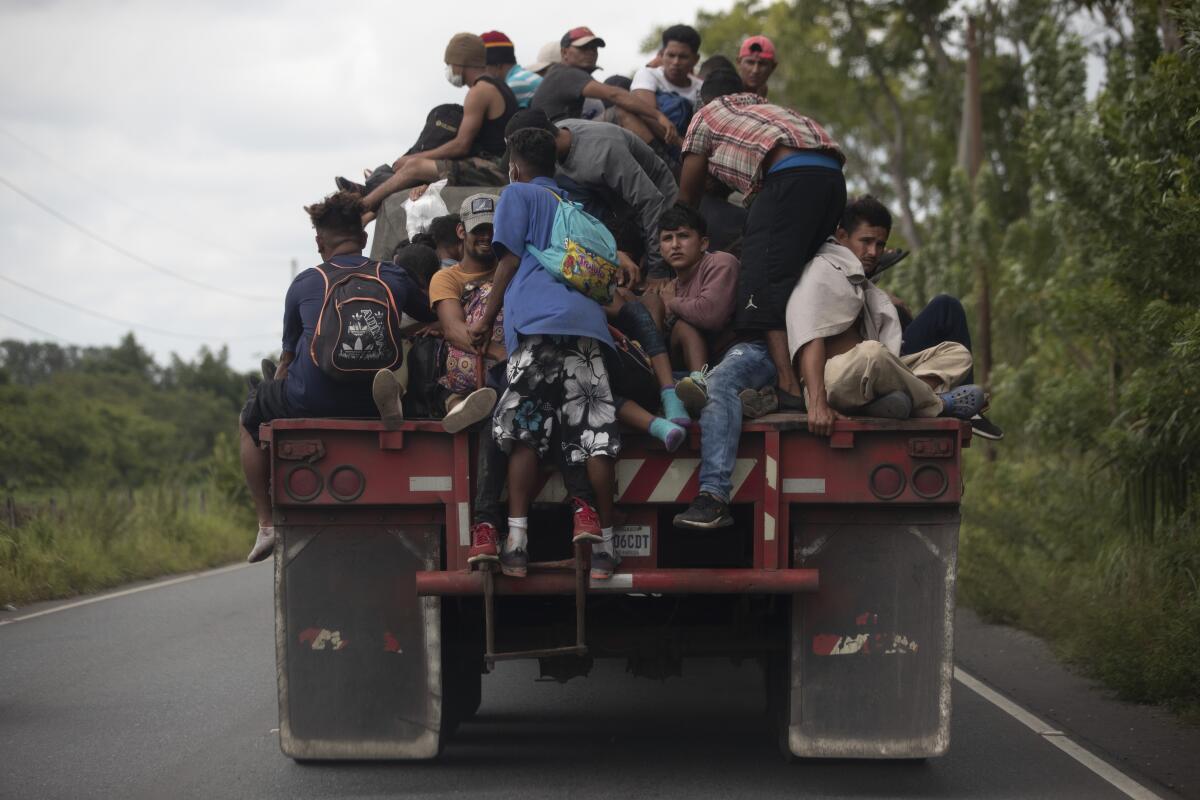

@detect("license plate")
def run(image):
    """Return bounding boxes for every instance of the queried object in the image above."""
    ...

[612,524,652,557]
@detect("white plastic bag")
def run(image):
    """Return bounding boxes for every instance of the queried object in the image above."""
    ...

[403,179,450,241]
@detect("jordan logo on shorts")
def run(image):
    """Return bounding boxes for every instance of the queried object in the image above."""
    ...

[745,295,758,310]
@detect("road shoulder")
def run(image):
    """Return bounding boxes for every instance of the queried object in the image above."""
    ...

[955,606,1200,800]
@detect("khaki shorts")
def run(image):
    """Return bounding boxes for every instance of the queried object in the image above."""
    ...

[433,156,506,187]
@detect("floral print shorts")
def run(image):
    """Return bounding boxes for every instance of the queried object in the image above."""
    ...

[492,335,621,464]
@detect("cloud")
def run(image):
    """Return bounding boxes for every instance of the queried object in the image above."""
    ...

[0,0,724,368]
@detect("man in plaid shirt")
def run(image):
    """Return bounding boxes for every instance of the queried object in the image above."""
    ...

[673,71,847,530]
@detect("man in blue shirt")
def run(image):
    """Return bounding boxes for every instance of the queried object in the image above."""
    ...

[466,128,620,579]
[240,191,435,563]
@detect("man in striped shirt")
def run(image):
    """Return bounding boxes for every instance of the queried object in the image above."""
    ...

[673,71,847,531]
[482,30,541,109]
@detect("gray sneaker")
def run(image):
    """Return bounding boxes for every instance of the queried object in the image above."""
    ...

[740,386,778,418]
[500,546,527,578]
[590,549,621,580]
[861,390,913,419]
[372,369,405,430]
[675,365,713,417]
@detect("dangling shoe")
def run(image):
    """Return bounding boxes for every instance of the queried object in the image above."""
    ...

[372,369,405,430]
[247,526,275,563]
[739,386,779,418]
[442,387,497,433]
[970,413,1005,440]
[571,498,603,543]
[590,549,621,580]
[466,522,500,566]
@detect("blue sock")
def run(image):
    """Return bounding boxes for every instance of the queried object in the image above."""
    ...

[660,386,690,426]
[649,417,686,452]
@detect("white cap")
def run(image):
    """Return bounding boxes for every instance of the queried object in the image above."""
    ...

[526,41,563,74]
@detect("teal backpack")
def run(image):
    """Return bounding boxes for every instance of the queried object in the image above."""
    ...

[527,189,619,304]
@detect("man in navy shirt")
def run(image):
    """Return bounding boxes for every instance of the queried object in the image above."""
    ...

[241,191,434,563]
[466,127,621,580]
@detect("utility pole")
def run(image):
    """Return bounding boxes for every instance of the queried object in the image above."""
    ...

[958,15,991,390]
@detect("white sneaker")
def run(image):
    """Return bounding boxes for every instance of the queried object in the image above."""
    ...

[441,388,497,433]
[247,526,275,563]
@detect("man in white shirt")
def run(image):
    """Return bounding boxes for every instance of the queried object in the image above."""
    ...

[631,24,704,125]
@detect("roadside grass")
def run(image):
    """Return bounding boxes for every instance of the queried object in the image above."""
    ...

[959,447,1200,723]
[0,484,252,607]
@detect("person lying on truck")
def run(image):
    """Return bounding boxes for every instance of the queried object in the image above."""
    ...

[675,69,846,415]
[737,35,777,99]
[503,108,679,282]
[358,33,517,216]
[481,30,542,109]
[242,191,436,563]
[464,127,621,579]
[638,206,739,403]
[530,27,681,152]
[838,195,1004,441]
[784,232,986,437]
[428,194,505,433]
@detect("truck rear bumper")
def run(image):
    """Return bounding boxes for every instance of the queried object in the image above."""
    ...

[416,567,819,596]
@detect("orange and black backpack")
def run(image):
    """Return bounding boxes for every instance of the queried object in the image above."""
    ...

[309,260,403,382]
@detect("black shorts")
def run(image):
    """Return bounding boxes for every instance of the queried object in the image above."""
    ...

[240,378,292,444]
[734,166,847,331]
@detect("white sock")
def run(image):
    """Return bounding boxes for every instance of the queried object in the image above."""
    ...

[505,517,528,553]
[593,526,614,556]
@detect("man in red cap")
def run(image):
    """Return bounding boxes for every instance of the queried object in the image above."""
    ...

[481,30,542,109]
[738,35,777,99]
[530,26,681,150]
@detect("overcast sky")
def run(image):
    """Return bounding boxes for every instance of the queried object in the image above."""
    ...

[0,0,726,370]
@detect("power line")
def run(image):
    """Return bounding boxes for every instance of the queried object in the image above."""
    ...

[0,273,273,342]
[0,310,76,344]
[0,126,257,259]
[0,174,276,302]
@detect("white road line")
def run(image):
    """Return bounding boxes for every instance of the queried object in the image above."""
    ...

[954,667,1163,800]
[0,562,255,627]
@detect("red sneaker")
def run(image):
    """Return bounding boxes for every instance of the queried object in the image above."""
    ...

[572,498,602,543]
[466,522,500,565]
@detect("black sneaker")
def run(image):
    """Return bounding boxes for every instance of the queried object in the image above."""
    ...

[335,176,367,195]
[674,492,734,529]
[970,413,1005,440]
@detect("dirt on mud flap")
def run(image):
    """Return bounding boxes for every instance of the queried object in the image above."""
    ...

[787,506,959,758]
[274,514,443,760]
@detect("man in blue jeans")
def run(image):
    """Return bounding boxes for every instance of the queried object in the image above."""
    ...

[673,339,776,528]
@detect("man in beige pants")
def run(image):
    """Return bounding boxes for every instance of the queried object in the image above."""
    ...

[785,237,984,436]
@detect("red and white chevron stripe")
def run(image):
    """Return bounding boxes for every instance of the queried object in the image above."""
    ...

[533,457,762,504]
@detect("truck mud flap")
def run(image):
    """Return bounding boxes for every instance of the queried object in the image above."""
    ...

[788,507,958,758]
[275,523,442,760]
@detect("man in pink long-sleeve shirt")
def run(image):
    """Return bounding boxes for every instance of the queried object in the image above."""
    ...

[645,207,740,416]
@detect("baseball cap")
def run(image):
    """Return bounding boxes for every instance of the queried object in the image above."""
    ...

[460,193,497,232]
[560,26,606,49]
[445,32,486,68]
[526,41,563,73]
[480,30,516,66]
[739,35,776,61]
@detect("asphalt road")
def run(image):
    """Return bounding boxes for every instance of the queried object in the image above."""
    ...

[0,563,1166,800]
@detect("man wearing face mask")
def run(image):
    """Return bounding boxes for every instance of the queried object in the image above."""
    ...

[360,33,517,215]
[530,26,680,150]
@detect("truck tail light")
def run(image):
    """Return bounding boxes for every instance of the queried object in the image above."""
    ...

[869,464,905,500]
[328,465,366,502]
[911,465,948,499]
[285,466,323,502]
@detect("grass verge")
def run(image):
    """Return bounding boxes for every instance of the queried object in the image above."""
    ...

[0,485,253,607]
[959,448,1200,722]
